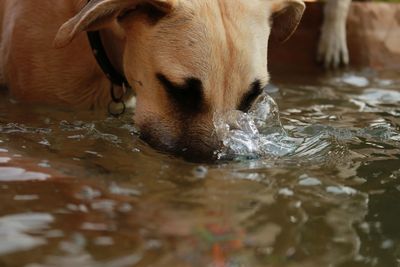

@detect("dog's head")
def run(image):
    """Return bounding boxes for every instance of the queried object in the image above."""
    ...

[55,0,304,160]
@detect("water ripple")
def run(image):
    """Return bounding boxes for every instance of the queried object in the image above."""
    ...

[59,121,121,144]
[0,123,51,134]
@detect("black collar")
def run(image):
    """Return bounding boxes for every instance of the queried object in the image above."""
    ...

[87,30,131,116]
[85,0,127,88]
[87,31,130,89]
[85,0,130,116]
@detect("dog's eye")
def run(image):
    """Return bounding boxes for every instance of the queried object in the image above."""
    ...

[156,73,205,114]
[238,80,263,112]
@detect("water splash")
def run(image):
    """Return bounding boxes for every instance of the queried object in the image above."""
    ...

[213,93,333,161]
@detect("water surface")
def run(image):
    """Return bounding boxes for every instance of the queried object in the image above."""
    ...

[0,70,399,267]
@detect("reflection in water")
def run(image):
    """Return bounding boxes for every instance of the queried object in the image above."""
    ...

[0,213,54,255]
[354,88,400,106]
[27,232,142,267]
[0,70,399,266]
[0,167,50,181]
[0,157,11,163]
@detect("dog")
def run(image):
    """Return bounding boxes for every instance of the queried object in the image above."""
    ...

[0,0,305,159]
[317,0,352,68]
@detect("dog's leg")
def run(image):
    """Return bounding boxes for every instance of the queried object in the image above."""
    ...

[317,0,351,69]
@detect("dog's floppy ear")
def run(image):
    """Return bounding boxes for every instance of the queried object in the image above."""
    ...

[54,0,176,48]
[269,0,305,43]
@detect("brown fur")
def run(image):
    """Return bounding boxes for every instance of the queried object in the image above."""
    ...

[0,0,304,158]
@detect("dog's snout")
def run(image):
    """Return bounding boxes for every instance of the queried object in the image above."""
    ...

[139,119,220,161]
[178,132,220,161]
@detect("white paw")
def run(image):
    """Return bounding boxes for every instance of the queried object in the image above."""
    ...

[317,20,349,69]
[125,95,136,109]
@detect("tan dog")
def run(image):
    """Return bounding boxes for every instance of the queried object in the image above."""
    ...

[0,0,305,159]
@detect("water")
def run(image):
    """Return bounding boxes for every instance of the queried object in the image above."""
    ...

[0,70,399,267]
[213,93,334,161]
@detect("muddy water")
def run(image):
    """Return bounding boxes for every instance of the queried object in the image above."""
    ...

[0,70,399,267]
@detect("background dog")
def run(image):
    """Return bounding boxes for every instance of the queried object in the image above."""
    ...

[317,0,352,69]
